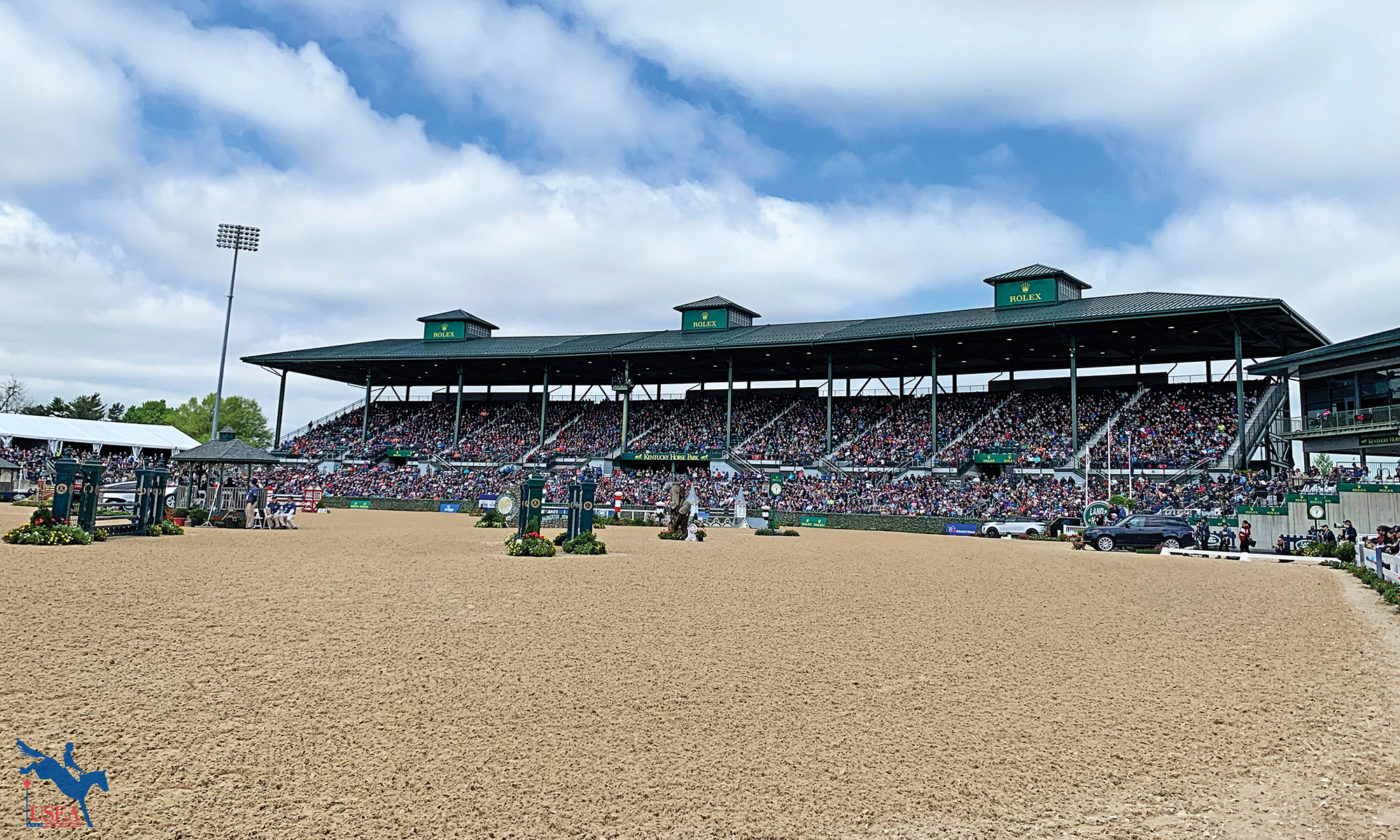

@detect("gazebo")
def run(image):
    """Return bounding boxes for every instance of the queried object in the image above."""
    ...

[171,428,279,513]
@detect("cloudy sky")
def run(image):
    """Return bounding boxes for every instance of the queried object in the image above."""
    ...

[2,0,1396,428]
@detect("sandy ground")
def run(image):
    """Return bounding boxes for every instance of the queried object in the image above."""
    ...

[2,505,1399,839]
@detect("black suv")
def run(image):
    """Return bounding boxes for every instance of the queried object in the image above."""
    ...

[1085,515,1195,551]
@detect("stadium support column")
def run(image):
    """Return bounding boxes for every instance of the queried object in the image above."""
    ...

[273,370,286,448]
[362,371,371,443]
[725,357,734,455]
[452,366,463,445]
[825,355,834,454]
[1235,328,1245,470]
[619,359,632,456]
[930,348,937,466]
[539,368,549,451]
[1069,338,1078,454]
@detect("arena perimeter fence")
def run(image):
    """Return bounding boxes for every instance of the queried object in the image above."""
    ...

[322,496,987,535]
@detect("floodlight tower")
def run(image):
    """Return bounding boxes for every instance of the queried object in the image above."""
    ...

[212,223,260,439]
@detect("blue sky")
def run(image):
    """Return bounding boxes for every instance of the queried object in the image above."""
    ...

[1,0,1397,425]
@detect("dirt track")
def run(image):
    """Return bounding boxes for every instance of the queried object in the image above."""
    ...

[2,505,1399,838]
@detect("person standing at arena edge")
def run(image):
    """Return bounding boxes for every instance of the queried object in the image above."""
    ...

[1239,520,1254,553]
[1340,519,1358,543]
[245,480,259,529]
[1194,518,1211,548]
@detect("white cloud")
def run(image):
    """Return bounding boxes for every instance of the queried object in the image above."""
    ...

[0,4,136,185]
[562,0,1400,192]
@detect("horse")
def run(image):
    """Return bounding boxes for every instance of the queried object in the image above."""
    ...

[16,740,108,828]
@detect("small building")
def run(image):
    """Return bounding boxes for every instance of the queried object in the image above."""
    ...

[0,455,19,495]
[1251,327,1400,465]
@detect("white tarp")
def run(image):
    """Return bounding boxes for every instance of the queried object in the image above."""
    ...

[0,413,200,451]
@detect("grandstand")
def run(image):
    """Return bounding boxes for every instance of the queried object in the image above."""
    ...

[241,264,1326,517]
[0,413,200,487]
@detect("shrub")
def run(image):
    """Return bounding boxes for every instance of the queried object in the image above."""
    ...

[562,532,608,555]
[147,525,163,537]
[93,528,109,542]
[505,531,556,557]
[475,509,509,528]
[158,520,184,535]
[213,512,246,529]
[695,528,706,542]
[755,528,800,537]
[173,507,189,518]
[188,507,208,526]
[591,519,607,529]
[2,522,92,546]
[29,506,58,527]
[1335,540,1357,562]
[553,532,569,546]
[658,530,685,541]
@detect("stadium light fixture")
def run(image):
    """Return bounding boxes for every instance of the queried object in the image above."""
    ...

[211,223,260,440]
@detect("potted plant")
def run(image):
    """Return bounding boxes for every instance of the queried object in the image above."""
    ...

[188,507,208,526]
[171,507,189,527]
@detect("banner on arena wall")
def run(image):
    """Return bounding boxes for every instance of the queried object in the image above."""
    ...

[620,452,719,462]
[1284,493,1340,504]
[349,500,371,509]
[944,522,979,536]
[439,503,460,513]
[1337,483,1400,494]
[973,452,1018,464]
[798,515,828,528]
[1083,500,1113,522]
[478,494,499,509]
[1236,505,1288,516]
[387,448,415,458]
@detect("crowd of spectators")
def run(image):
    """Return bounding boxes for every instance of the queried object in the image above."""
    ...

[948,387,1130,467]
[1105,383,1265,470]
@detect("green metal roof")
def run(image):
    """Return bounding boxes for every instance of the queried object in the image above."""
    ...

[983,263,1091,289]
[244,290,1326,387]
[673,296,762,318]
[1249,326,1400,378]
[417,309,500,330]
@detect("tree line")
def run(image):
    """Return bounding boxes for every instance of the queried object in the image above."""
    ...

[0,376,272,447]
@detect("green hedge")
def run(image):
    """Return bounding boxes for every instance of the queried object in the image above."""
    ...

[773,510,984,535]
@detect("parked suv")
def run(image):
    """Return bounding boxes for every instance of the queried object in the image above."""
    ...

[980,518,1047,538]
[1085,514,1195,551]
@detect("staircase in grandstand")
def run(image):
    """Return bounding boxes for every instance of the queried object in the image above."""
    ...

[888,391,1016,476]
[519,412,583,464]
[1217,380,1290,470]
[732,399,801,457]
[1069,384,1151,464]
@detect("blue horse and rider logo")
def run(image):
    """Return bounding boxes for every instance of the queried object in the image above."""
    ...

[17,740,108,828]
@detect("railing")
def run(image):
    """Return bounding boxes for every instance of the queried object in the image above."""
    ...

[1277,404,1400,438]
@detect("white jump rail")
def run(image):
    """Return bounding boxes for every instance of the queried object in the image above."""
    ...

[1158,547,1325,565]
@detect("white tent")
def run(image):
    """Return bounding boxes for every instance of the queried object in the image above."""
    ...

[0,413,200,453]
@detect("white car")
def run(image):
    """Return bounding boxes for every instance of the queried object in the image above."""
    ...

[100,480,177,511]
[979,518,1047,538]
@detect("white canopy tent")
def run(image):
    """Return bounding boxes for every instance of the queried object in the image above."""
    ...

[0,413,200,454]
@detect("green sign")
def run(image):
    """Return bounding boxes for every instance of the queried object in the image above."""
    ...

[620,451,719,462]
[974,452,1018,464]
[1084,500,1112,522]
[423,320,465,341]
[1338,483,1400,494]
[349,500,371,509]
[993,276,1057,308]
[798,515,828,528]
[1360,432,1400,447]
[1236,505,1288,516]
[1285,493,1340,504]
[387,448,415,458]
[681,308,728,331]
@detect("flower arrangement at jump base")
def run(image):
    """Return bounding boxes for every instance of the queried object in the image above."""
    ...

[754,527,799,537]
[506,531,556,557]
[560,532,607,555]
[2,507,93,546]
[658,528,706,541]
